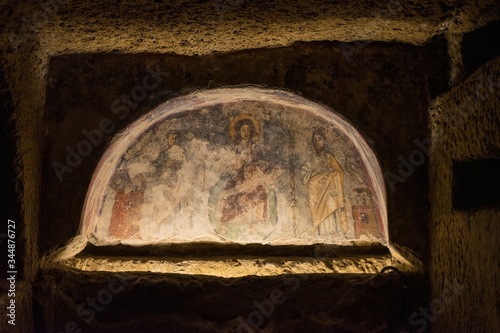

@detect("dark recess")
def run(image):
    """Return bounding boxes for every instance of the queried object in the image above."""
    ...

[453,158,500,210]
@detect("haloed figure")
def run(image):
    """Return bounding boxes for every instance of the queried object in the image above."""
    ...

[233,119,258,169]
[239,123,252,145]
[300,131,348,236]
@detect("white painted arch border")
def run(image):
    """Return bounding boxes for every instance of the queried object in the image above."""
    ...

[81,87,389,245]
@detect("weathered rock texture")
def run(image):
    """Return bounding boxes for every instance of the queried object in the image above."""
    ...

[0,0,499,332]
[429,57,500,333]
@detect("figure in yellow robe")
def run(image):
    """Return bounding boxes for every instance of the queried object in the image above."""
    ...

[300,132,348,236]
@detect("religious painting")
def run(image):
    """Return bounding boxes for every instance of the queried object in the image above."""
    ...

[350,188,383,238]
[82,88,387,245]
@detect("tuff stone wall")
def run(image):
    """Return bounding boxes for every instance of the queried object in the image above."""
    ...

[41,43,436,255]
[429,57,500,333]
[36,40,432,333]
[0,1,499,332]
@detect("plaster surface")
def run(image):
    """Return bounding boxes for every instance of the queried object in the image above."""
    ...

[82,88,387,246]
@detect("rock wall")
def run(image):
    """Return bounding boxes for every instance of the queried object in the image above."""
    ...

[0,1,498,332]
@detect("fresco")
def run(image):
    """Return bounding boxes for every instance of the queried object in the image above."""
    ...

[84,89,386,245]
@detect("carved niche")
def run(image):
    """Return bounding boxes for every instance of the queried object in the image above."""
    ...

[82,88,387,245]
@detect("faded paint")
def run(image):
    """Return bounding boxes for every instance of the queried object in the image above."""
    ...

[82,88,387,245]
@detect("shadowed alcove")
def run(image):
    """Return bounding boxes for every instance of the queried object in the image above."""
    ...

[53,87,403,277]
[1,1,499,332]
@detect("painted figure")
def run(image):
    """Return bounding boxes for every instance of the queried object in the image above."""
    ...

[108,169,146,238]
[138,130,191,237]
[229,113,261,169]
[216,162,280,239]
[350,188,379,238]
[221,164,269,223]
[345,153,364,184]
[211,114,282,240]
[90,96,389,246]
[300,131,348,236]
[151,130,190,226]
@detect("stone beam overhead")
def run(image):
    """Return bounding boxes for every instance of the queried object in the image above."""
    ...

[1,0,499,57]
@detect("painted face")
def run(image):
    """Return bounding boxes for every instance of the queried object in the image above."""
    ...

[167,133,177,147]
[313,133,324,152]
[240,124,251,141]
[244,165,256,179]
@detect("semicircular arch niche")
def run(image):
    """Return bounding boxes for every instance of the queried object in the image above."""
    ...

[82,88,388,246]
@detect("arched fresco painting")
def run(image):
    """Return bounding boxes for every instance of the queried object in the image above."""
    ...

[82,88,387,245]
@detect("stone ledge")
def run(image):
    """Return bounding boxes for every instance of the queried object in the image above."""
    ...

[60,255,395,277]
[46,238,420,278]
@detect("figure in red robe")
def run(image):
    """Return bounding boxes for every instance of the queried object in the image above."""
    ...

[108,169,146,239]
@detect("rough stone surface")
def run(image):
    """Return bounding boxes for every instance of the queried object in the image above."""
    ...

[34,267,426,333]
[0,0,499,332]
[429,57,500,333]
